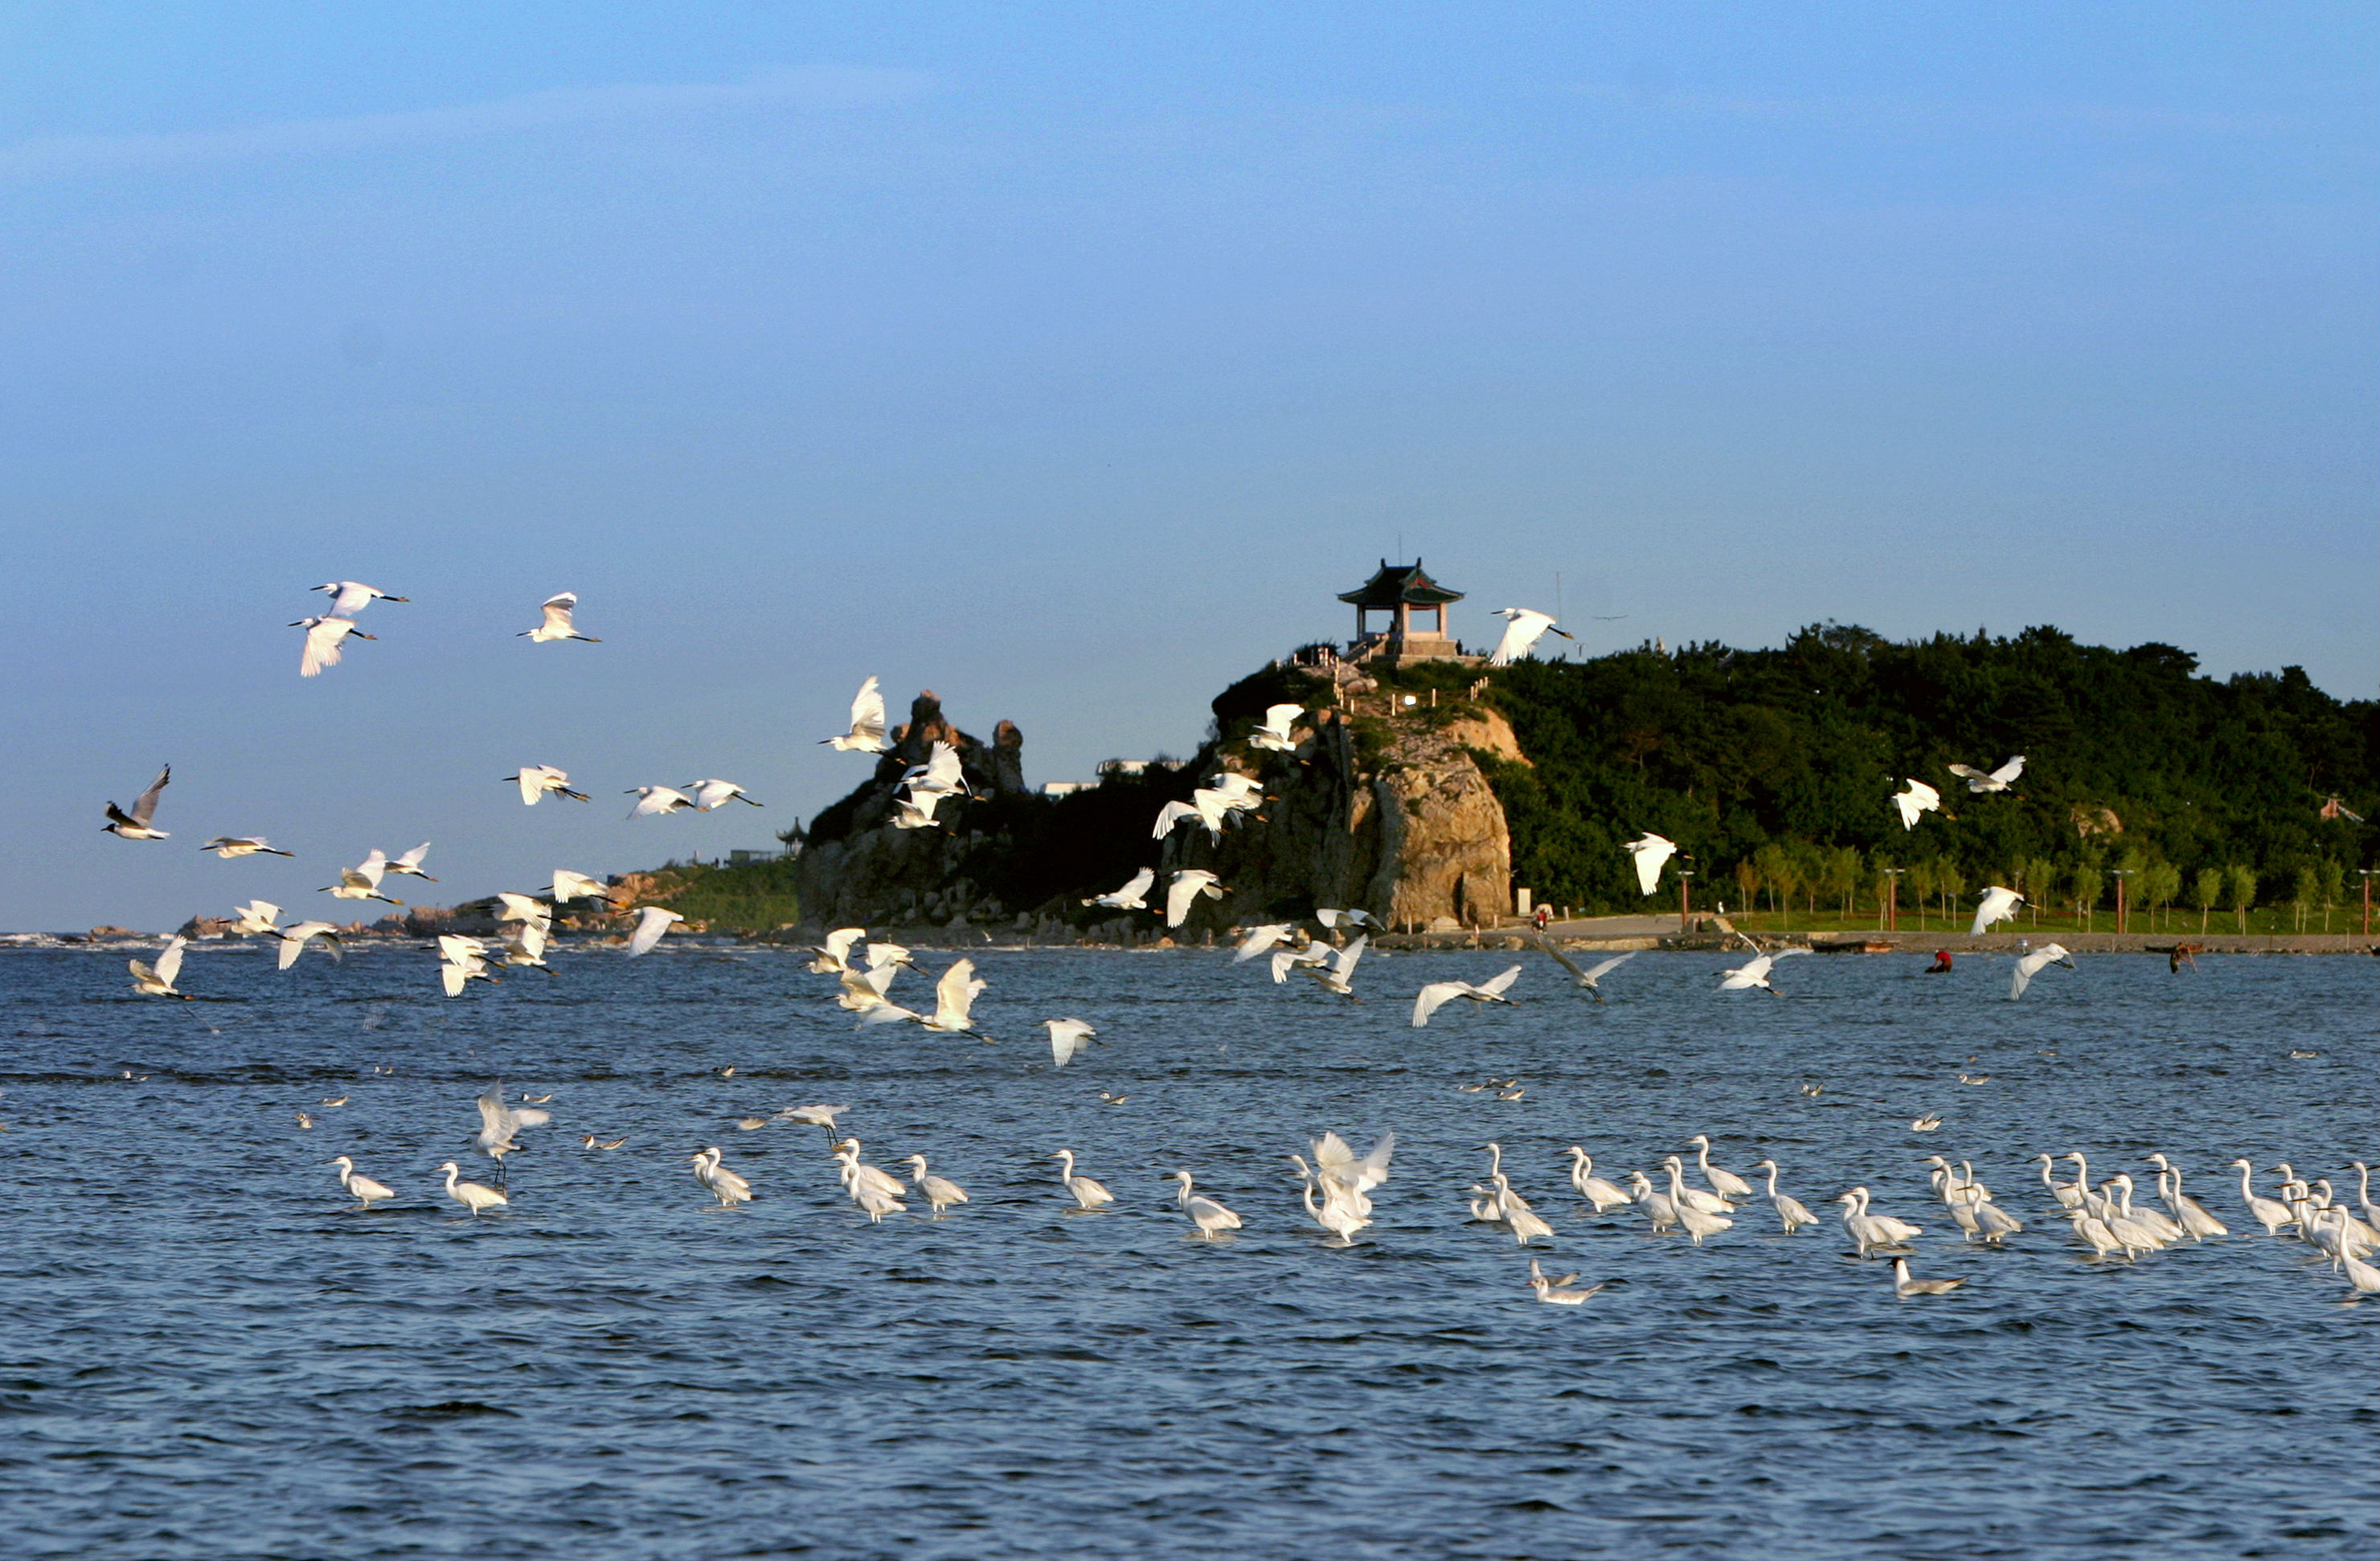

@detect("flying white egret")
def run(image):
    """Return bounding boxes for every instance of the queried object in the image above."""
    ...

[807,928,866,973]
[128,936,190,998]
[1316,908,1378,930]
[551,868,615,906]
[1720,947,1810,993]
[1153,790,1232,842]
[1165,870,1227,928]
[1752,1159,1818,1233]
[903,1155,969,1214]
[899,742,969,799]
[1170,1171,1243,1238]
[779,1104,852,1140]
[1486,607,1573,666]
[891,790,946,830]
[324,852,403,906]
[201,837,293,858]
[436,1162,509,1215]
[1534,939,1635,1000]
[1304,934,1366,998]
[628,907,685,957]
[508,765,588,805]
[1622,832,1681,895]
[862,958,990,1039]
[1247,703,1304,752]
[1043,1018,1100,1067]
[520,592,600,642]
[1891,779,1942,831]
[438,935,496,997]
[1206,772,1264,812]
[229,900,282,936]
[473,1084,549,1178]
[1411,965,1523,1026]
[1083,867,1154,910]
[1312,1131,1395,1207]
[822,675,889,752]
[384,842,435,880]
[102,764,172,839]
[686,779,761,811]
[1289,1156,1371,1241]
[272,921,344,969]
[1965,885,2023,935]
[1948,755,2025,793]
[1563,1148,1632,1212]
[311,580,408,616]
[499,921,552,969]
[328,1155,395,1209]
[2008,943,2074,1000]
[626,786,696,818]
[1234,924,1295,962]
[493,891,551,931]
[1892,1257,1966,1297]
[1053,1149,1114,1209]
[1270,941,1329,982]
[835,963,899,1013]
[292,615,375,677]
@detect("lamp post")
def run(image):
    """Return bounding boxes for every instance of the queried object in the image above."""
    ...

[1881,867,1905,933]
[2111,869,2134,936]
[2362,869,2375,939]
[1676,871,1694,933]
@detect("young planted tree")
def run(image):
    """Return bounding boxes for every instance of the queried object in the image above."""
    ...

[1752,842,1792,919]
[1823,846,1862,919]
[1905,858,1940,932]
[2144,860,2183,932]
[1771,850,1806,932]
[2319,858,2345,933]
[1734,858,1763,920]
[2071,862,2102,934]
[2193,867,2224,935]
[2227,864,2258,934]
[2292,863,2321,933]
[1936,860,1967,928]
[2023,857,2059,928]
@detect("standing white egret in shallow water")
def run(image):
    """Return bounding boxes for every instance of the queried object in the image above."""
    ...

[822,675,889,752]
[1170,1171,1243,1238]
[1621,833,1682,895]
[437,1162,509,1215]
[1411,965,1523,1027]
[689,1147,754,1207]
[520,592,600,642]
[1970,886,2023,936]
[310,580,408,616]
[1534,940,1635,1000]
[128,936,191,998]
[1687,1135,1755,1201]
[1165,870,1227,928]
[1752,1160,1818,1232]
[292,616,375,677]
[1948,755,2026,794]
[328,1156,395,1209]
[508,765,588,805]
[1043,1018,1100,1067]
[1053,1149,1114,1210]
[902,1155,969,1214]
[2008,943,2075,1000]
[1247,703,1304,752]
[1891,779,1942,831]
[102,765,172,839]
[201,836,293,858]
[1564,1147,1632,1212]
[1290,1157,1372,1242]
[1720,947,1809,993]
[1486,608,1573,666]
[628,907,685,957]
[1083,867,1153,911]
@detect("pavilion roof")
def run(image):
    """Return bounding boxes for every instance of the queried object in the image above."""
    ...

[1337,559,1464,608]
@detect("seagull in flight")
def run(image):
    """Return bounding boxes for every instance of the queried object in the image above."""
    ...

[1622,832,1682,896]
[519,592,600,643]
[1891,779,1942,831]
[1969,886,2023,936]
[1486,608,1574,666]
[1165,870,1227,928]
[292,616,375,677]
[200,836,293,858]
[1534,939,1636,1001]
[1083,867,1154,911]
[627,785,697,818]
[822,675,890,752]
[1411,965,1523,1026]
[508,765,588,805]
[128,936,191,999]
[310,581,408,617]
[686,779,762,811]
[1247,703,1304,752]
[103,765,172,839]
[628,906,685,956]
[1948,756,2026,794]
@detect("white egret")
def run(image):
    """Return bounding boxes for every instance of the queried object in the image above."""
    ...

[1170,1171,1244,1238]
[1247,703,1304,752]
[2229,1159,2295,1235]
[1486,608,1573,666]
[1892,1258,1966,1297]
[494,892,551,931]
[903,1155,969,1214]
[1628,1169,1679,1231]
[201,837,293,858]
[1165,870,1227,928]
[1312,1132,1395,1209]
[1719,947,1810,993]
[1970,886,2022,935]
[1153,790,1232,842]
[1316,908,1379,930]
[1687,1135,1755,1201]
[1948,755,2026,794]
[520,592,600,642]
[292,615,375,677]
[1291,1157,1370,1241]
[1234,924,1295,962]
[1534,940,1636,1000]
[102,764,172,839]
[1467,1183,1506,1223]
[552,869,616,906]
[473,1084,549,1177]
[1083,868,1154,911]
[1840,1187,1922,1255]
[437,935,497,997]
[1498,1176,1555,1244]
[1622,832,1681,895]
[384,842,435,880]
[324,852,403,906]
[1303,935,1367,998]
[852,1183,908,1223]
[1751,1159,1817,1232]
[821,676,889,752]
[1891,779,1942,831]
[831,1139,908,1203]
[2008,943,2075,1000]
[689,1146,754,1207]
[807,927,866,973]
[899,742,969,799]
[1271,940,1329,983]
[859,958,989,1039]
[835,963,899,1013]
[779,1104,851,1138]
[891,789,947,830]
[1411,965,1523,1027]
[272,921,344,969]
[1053,1149,1114,1209]
[1953,1184,2024,1244]
[1043,1018,1100,1067]
[1662,1157,1733,1245]
[328,1155,395,1209]
[1563,1147,1632,1212]
[229,900,283,936]
[686,779,762,811]
[626,786,696,818]
[508,765,588,805]
[128,936,190,998]
[628,907,684,956]
[310,580,408,616]
[437,1162,509,1215]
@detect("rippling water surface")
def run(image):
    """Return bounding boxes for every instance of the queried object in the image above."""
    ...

[5,941,2378,1559]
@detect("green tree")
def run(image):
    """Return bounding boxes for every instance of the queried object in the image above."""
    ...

[2022,857,2059,928]
[2071,861,2102,933]
[2227,864,2258,934]
[2193,867,2224,935]
[1905,858,1940,932]
[1733,858,1763,920]
[2142,860,2182,932]
[2318,858,2345,932]
[2292,863,2321,933]
[1821,846,1862,918]
[1936,860,1967,927]
[1770,846,1806,930]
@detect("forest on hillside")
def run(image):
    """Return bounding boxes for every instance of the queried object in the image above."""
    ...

[1477,624,2378,926]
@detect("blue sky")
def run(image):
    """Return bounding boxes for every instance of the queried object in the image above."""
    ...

[4,4,2375,930]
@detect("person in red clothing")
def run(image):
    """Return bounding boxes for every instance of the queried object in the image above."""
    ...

[1534,905,1550,932]
[1926,950,1953,973]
